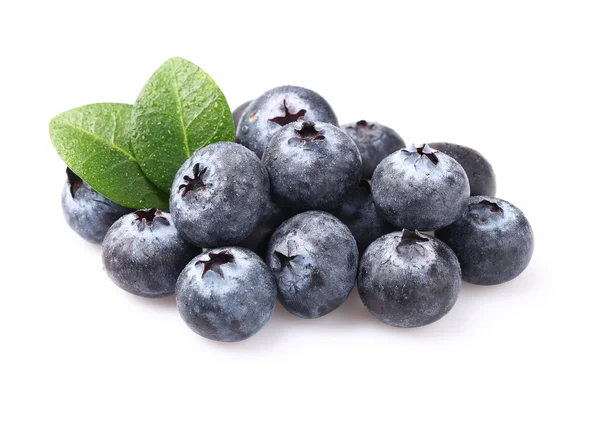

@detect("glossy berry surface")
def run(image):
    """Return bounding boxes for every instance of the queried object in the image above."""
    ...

[170,142,270,248]
[266,211,359,318]
[236,85,338,158]
[176,247,277,342]
[331,179,393,254]
[61,168,132,244]
[428,142,496,196]
[238,200,287,258]
[436,196,534,285]
[372,144,470,230]
[342,120,405,179]
[263,121,362,211]
[358,230,461,328]
[102,209,198,298]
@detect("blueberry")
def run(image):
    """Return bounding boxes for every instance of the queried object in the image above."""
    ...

[342,120,405,179]
[170,142,270,248]
[61,168,132,244]
[232,100,252,133]
[176,247,277,342]
[266,211,358,318]
[435,196,534,285]
[263,121,362,211]
[372,144,470,230]
[331,179,394,254]
[428,143,496,196]
[236,85,338,158]
[238,200,287,258]
[358,229,461,328]
[102,209,198,298]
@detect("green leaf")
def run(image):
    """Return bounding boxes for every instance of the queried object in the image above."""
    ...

[131,57,235,191]
[49,103,169,210]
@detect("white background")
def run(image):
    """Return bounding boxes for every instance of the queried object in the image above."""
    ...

[1,1,598,428]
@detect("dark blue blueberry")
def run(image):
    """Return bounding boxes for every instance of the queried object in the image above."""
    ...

[331,179,394,254]
[170,142,270,248]
[232,100,252,133]
[176,247,277,342]
[372,144,470,230]
[102,209,198,298]
[428,142,496,196]
[61,168,132,244]
[358,229,461,328]
[238,200,287,258]
[263,121,362,211]
[435,196,534,285]
[236,85,338,158]
[266,211,359,318]
[342,120,405,179]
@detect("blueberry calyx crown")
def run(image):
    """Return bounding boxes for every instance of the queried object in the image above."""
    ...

[179,163,210,197]
[353,120,377,135]
[469,199,503,223]
[66,168,83,198]
[196,251,235,278]
[268,99,307,126]
[293,121,326,143]
[273,251,297,272]
[394,229,429,256]
[134,208,169,231]
[404,144,439,165]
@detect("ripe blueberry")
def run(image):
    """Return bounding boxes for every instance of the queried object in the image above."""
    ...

[236,85,338,158]
[358,229,461,328]
[342,120,405,179]
[102,209,198,298]
[266,211,359,318]
[62,168,132,244]
[176,247,277,342]
[238,200,287,258]
[232,100,251,133]
[170,142,270,248]
[428,142,496,196]
[263,121,362,211]
[435,196,534,285]
[372,144,470,230]
[331,179,393,254]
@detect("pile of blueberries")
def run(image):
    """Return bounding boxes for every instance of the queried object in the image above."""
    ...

[62,85,534,342]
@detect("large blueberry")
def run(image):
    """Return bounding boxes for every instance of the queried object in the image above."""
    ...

[435,196,534,285]
[358,229,461,328]
[372,144,470,230]
[266,211,359,318]
[176,247,277,342]
[61,168,132,244]
[102,209,198,298]
[238,200,287,258]
[236,85,338,158]
[342,120,405,179]
[170,142,270,248]
[428,142,496,196]
[331,179,394,254]
[232,100,252,133]
[263,121,362,211]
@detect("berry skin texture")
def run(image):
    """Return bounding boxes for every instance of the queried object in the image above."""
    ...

[62,168,132,244]
[232,100,252,133]
[342,120,405,179]
[176,247,277,342]
[331,179,394,254]
[358,230,461,328]
[263,121,362,212]
[102,209,198,298]
[435,196,534,285]
[266,211,359,318]
[236,85,339,158]
[238,200,287,259]
[428,142,496,197]
[170,142,270,248]
[371,144,470,230]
